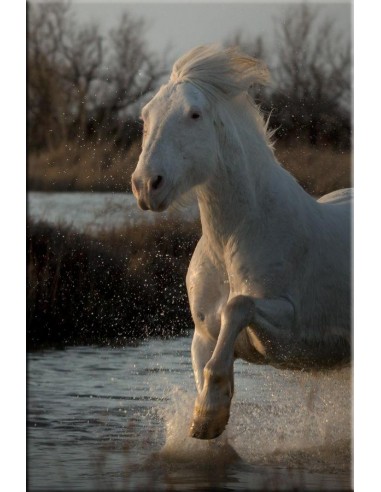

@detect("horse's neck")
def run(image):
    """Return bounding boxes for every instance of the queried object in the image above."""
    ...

[197,161,260,248]
[196,121,316,257]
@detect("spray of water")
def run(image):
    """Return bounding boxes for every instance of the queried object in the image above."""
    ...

[111,363,351,489]
[158,386,241,465]
[156,365,351,473]
[230,366,352,472]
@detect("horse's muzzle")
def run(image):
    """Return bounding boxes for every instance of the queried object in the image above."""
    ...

[131,172,168,212]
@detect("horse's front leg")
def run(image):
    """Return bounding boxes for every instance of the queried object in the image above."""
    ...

[186,236,229,394]
[189,298,241,440]
[189,295,295,440]
[191,331,216,394]
[189,344,234,440]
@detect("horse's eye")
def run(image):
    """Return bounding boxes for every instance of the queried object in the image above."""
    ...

[191,112,201,120]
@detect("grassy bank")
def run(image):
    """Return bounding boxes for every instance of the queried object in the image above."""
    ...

[27,219,200,349]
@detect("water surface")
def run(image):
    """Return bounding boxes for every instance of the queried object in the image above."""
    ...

[28,337,352,490]
[28,192,198,231]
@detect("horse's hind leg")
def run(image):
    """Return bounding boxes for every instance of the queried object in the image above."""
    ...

[189,295,295,440]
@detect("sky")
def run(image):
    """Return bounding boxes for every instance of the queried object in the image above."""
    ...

[69,1,352,63]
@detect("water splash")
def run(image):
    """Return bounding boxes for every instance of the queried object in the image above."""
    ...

[155,365,351,474]
[158,387,242,466]
[229,365,352,472]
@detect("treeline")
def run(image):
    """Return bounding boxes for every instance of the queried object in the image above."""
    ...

[234,4,352,149]
[28,2,351,192]
[28,2,166,152]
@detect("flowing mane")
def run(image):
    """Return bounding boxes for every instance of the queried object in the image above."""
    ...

[169,44,274,147]
[170,44,269,96]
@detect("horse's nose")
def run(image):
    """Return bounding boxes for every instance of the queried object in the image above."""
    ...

[132,174,164,196]
[131,172,165,211]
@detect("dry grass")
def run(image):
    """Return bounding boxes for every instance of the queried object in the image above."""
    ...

[28,139,141,192]
[275,142,352,197]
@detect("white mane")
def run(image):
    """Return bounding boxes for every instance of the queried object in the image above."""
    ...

[169,44,274,147]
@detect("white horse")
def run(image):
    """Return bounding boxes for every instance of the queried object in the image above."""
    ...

[131,45,352,440]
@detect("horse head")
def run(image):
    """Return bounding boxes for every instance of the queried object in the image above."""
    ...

[131,44,269,212]
[132,81,218,212]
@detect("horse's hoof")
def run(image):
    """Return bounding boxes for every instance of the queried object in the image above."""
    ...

[189,407,230,440]
[189,418,225,440]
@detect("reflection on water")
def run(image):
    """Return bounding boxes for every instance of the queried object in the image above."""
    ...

[28,337,352,490]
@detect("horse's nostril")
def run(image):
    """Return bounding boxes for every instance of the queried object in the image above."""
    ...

[151,175,163,191]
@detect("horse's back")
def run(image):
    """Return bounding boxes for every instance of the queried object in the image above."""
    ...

[317,188,353,205]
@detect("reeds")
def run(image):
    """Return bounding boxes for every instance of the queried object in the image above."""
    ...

[275,143,352,197]
[27,218,200,349]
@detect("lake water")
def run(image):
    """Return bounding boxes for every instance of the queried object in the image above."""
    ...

[28,337,352,491]
[28,192,198,231]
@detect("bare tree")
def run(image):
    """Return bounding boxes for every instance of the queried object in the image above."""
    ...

[58,23,103,136]
[28,2,71,149]
[90,13,167,143]
[224,4,351,148]
[272,4,351,145]
[28,2,103,148]
[27,2,165,151]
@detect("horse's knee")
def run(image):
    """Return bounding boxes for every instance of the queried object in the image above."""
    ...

[196,311,221,341]
[221,295,256,328]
